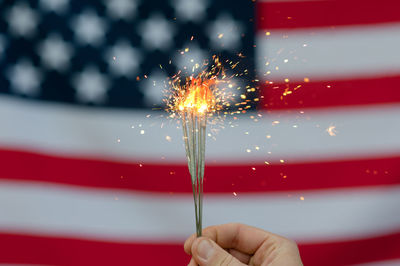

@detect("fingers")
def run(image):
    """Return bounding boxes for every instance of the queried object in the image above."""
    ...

[228,249,251,264]
[185,223,279,255]
[190,237,246,266]
[184,223,303,266]
[187,258,196,266]
[250,238,303,266]
[184,233,196,254]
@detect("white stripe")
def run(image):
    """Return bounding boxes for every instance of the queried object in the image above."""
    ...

[1,181,400,243]
[0,96,400,164]
[256,23,400,81]
[354,259,400,266]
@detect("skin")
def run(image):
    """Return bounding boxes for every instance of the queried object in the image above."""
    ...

[184,223,303,266]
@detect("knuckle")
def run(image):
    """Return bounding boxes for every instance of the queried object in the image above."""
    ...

[285,238,299,250]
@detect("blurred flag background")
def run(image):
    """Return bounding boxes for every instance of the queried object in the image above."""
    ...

[1,0,400,265]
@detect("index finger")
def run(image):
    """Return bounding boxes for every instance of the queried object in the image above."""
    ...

[184,223,281,255]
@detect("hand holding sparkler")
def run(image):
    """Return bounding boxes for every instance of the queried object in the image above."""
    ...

[184,223,304,266]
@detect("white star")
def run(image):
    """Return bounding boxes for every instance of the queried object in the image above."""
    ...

[72,66,109,103]
[71,10,108,46]
[37,34,73,72]
[6,2,39,38]
[40,0,69,14]
[7,59,42,96]
[105,40,141,77]
[141,70,167,106]
[172,0,208,22]
[175,44,208,74]
[207,14,243,51]
[138,14,175,51]
[104,0,138,20]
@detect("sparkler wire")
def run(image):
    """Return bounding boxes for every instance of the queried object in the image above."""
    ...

[181,109,206,237]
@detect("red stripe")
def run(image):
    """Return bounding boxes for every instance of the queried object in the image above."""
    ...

[300,231,400,266]
[0,232,189,266]
[1,231,400,266]
[257,0,400,30]
[0,148,399,193]
[259,75,400,110]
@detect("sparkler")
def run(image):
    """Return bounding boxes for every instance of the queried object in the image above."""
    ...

[166,57,225,237]
[177,77,215,237]
[165,53,253,237]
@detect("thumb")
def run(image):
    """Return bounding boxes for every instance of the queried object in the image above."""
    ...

[191,237,245,266]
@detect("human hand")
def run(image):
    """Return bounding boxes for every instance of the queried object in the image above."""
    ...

[184,223,303,266]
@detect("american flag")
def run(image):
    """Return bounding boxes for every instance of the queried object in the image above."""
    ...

[1,0,400,265]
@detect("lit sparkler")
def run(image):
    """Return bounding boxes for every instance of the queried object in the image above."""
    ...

[179,79,210,237]
[166,57,226,237]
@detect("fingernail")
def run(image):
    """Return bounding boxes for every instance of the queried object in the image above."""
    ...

[197,239,214,260]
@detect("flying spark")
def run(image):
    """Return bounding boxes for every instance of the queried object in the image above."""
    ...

[326,125,337,136]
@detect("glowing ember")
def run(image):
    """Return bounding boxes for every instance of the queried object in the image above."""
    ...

[326,125,337,136]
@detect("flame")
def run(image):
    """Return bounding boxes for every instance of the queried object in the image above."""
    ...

[178,77,216,114]
[165,54,253,119]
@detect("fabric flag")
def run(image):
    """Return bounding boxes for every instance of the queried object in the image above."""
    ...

[0,0,399,265]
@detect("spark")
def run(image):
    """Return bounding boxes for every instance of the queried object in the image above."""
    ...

[300,196,305,201]
[326,125,337,136]
[117,138,121,143]
[140,130,145,135]
[280,159,285,163]
[165,135,172,142]
[233,192,237,196]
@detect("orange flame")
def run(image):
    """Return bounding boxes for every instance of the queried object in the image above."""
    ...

[178,77,216,114]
